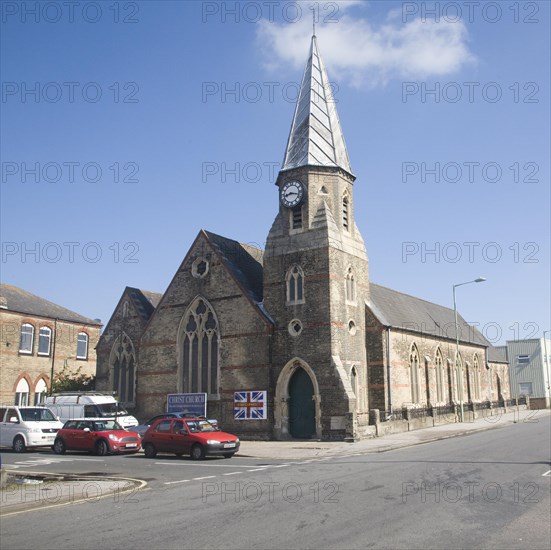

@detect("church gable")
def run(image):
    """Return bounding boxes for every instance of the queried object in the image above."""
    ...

[96,286,161,405]
[134,230,273,424]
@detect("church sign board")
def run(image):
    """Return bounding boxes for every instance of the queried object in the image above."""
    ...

[167,393,207,416]
[234,391,267,420]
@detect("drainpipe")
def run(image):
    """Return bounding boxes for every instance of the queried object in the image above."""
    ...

[49,318,58,395]
[386,326,392,414]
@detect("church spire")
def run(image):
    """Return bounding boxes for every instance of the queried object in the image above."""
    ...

[281,34,353,176]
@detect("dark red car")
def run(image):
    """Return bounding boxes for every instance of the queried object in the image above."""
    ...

[53,418,141,456]
[142,418,239,460]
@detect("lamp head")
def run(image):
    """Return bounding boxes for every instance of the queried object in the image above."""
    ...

[474,277,486,283]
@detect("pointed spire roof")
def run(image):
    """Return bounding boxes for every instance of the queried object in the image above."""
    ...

[281,35,353,176]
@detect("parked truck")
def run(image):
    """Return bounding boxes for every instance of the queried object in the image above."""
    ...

[0,406,64,452]
[44,392,138,428]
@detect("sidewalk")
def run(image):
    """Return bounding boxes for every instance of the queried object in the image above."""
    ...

[1,408,548,515]
[238,408,550,459]
[0,473,146,516]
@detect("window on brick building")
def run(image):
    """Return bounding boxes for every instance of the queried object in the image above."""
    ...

[286,265,304,305]
[473,355,481,400]
[291,207,303,230]
[34,378,48,404]
[345,267,356,303]
[410,344,420,403]
[111,333,136,404]
[435,348,445,403]
[15,378,30,406]
[38,326,52,356]
[76,332,89,359]
[180,298,219,396]
[342,194,350,230]
[19,323,34,354]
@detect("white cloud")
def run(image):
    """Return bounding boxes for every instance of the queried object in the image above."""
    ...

[256,7,476,88]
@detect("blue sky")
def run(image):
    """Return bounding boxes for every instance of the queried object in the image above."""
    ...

[1,0,549,345]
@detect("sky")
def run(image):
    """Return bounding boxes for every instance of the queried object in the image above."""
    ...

[1,0,550,346]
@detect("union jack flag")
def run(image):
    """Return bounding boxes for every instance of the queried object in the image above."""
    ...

[234,391,267,420]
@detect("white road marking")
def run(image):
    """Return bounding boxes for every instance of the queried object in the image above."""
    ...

[222,472,243,476]
[271,464,290,468]
[192,476,217,481]
[247,468,268,472]
[6,457,104,468]
[153,462,248,468]
[543,470,551,477]
[164,479,190,485]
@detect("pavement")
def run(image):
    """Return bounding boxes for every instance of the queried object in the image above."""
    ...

[1,407,548,516]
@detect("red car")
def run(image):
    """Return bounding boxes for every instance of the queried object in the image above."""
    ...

[142,418,239,460]
[53,418,141,456]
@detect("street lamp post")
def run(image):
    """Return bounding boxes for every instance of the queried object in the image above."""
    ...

[543,330,551,408]
[453,277,486,422]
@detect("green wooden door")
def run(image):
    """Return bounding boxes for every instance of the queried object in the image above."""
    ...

[289,368,315,439]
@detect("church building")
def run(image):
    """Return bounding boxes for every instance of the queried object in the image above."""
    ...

[96,35,510,440]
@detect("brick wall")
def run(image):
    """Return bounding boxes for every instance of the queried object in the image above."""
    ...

[0,309,100,405]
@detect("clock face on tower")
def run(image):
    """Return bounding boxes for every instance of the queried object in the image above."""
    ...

[280,180,305,209]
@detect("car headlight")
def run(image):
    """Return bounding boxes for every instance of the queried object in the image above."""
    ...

[30,427,42,433]
[108,434,119,441]
[235,439,239,443]
[206,440,221,445]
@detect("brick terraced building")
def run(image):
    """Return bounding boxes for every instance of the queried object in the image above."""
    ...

[0,284,102,406]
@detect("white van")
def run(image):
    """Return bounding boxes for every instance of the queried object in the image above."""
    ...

[0,406,64,452]
[44,392,138,428]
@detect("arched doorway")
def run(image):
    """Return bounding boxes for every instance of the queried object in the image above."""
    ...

[288,368,315,439]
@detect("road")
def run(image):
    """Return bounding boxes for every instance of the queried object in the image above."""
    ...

[1,415,550,549]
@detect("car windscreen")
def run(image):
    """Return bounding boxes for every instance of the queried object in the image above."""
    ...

[20,408,57,422]
[92,420,123,431]
[185,420,218,433]
[96,404,129,417]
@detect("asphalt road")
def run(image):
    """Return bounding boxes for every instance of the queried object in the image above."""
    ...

[1,415,550,550]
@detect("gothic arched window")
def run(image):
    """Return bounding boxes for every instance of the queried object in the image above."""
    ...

[435,348,445,403]
[179,298,219,395]
[110,333,136,404]
[473,354,481,400]
[345,267,356,303]
[410,344,420,403]
[342,194,350,230]
[286,265,305,305]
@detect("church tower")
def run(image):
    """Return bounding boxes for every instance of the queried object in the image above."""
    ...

[264,34,369,440]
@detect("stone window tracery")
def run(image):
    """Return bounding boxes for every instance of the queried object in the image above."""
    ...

[345,267,356,303]
[180,298,219,395]
[286,265,305,305]
[111,333,136,404]
[435,348,445,402]
[342,194,350,230]
[410,344,421,403]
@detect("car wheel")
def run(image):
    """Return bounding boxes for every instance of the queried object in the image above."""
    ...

[96,440,110,456]
[53,438,66,454]
[144,443,157,458]
[13,435,26,453]
[190,444,205,460]
[223,453,234,459]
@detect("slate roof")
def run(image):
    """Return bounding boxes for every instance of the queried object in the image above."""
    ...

[368,283,488,347]
[203,230,264,304]
[487,345,508,363]
[0,284,101,326]
[126,287,162,321]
